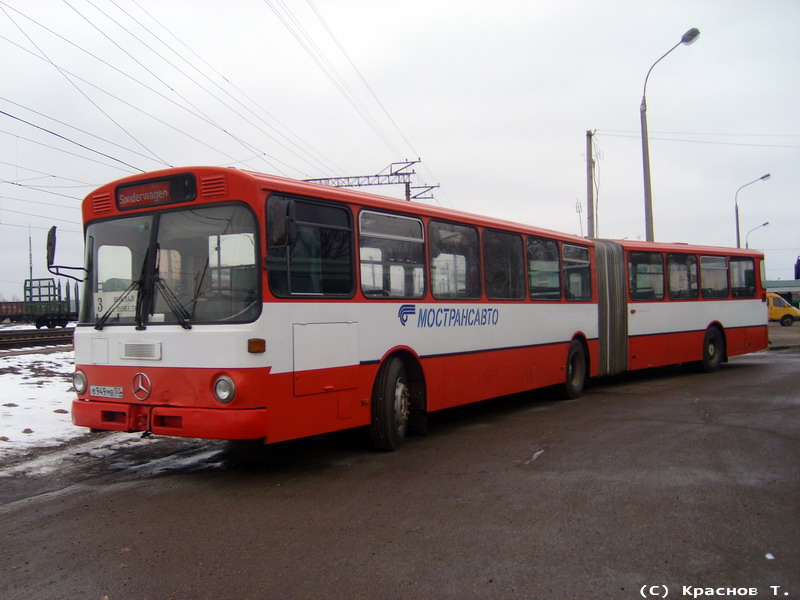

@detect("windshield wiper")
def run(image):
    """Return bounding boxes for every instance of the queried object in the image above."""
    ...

[151,241,192,329]
[154,277,192,329]
[190,258,210,317]
[94,279,141,331]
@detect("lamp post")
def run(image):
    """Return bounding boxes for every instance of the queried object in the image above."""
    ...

[745,222,769,249]
[735,173,771,248]
[640,27,700,242]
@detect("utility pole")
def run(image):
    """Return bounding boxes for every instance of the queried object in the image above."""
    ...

[28,225,33,280]
[306,160,438,201]
[586,130,596,238]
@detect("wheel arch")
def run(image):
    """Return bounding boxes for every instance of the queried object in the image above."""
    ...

[374,346,426,414]
[570,331,592,373]
[557,334,591,400]
[706,321,728,362]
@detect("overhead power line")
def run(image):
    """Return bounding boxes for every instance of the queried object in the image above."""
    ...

[1,0,430,193]
[0,0,169,167]
[128,0,345,176]
[0,206,80,224]
[602,128,800,138]
[67,0,295,175]
[303,1,444,201]
[264,0,404,159]
[1,2,290,174]
[0,34,271,170]
[0,159,97,187]
[597,130,800,149]
[306,0,420,159]
[0,96,167,167]
[1,109,144,172]
[0,223,81,236]
[0,127,140,173]
[0,184,82,203]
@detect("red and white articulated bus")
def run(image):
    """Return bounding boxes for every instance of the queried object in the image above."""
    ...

[64,167,768,451]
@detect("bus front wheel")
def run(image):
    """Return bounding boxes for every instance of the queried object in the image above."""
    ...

[558,339,587,400]
[370,357,410,452]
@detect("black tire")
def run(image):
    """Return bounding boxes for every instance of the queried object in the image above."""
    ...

[780,315,793,327]
[370,357,410,451]
[557,339,587,400]
[699,327,725,372]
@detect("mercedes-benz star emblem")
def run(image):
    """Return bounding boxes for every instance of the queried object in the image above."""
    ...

[132,372,152,401]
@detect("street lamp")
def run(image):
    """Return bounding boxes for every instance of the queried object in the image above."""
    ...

[640,27,700,242]
[745,221,769,249]
[735,173,771,248]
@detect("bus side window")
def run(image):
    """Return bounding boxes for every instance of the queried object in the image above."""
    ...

[527,236,561,301]
[562,244,591,301]
[628,251,664,301]
[667,253,698,300]
[700,256,729,299]
[730,257,756,298]
[266,195,354,297]
[483,230,525,300]
[358,211,425,299]
[429,221,481,299]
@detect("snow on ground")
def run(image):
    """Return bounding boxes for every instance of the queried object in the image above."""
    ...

[0,349,83,458]
[0,341,228,478]
[0,347,230,481]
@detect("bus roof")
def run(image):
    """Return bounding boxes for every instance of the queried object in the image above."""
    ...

[243,168,596,244]
[86,166,594,246]
[84,166,762,257]
[605,238,764,258]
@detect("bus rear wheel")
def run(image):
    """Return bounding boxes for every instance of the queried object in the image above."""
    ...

[370,357,410,451]
[558,339,587,400]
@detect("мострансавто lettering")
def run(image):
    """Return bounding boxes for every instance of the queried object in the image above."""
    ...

[416,307,499,328]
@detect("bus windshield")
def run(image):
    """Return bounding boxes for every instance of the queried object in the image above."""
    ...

[80,204,260,327]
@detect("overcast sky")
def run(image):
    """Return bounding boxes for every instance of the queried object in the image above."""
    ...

[1,0,798,301]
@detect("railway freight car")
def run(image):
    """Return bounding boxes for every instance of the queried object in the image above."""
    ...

[0,278,79,328]
[0,301,25,323]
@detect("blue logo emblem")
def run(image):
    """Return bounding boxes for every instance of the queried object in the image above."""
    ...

[398,304,416,326]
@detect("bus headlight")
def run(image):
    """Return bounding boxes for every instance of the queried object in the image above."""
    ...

[73,371,88,395]
[213,376,236,404]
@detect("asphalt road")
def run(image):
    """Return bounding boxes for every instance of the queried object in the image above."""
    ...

[1,325,798,600]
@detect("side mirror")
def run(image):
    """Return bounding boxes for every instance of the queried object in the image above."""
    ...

[46,225,87,282]
[46,226,57,267]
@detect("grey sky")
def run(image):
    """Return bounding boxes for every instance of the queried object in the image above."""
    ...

[1,0,798,300]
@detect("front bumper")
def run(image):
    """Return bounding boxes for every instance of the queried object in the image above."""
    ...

[72,400,268,440]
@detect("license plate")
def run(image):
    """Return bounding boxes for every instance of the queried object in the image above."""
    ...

[90,385,124,399]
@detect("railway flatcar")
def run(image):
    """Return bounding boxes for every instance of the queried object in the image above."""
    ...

[0,278,79,328]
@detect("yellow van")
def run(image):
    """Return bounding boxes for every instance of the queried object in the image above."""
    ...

[767,292,800,326]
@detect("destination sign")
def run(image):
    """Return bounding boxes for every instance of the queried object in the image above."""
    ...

[117,181,171,209]
[116,173,197,211]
